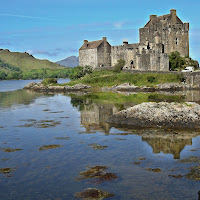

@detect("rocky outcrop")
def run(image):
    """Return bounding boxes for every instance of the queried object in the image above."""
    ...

[110,83,155,92]
[107,102,200,129]
[108,82,200,92]
[64,83,91,91]
[24,82,91,92]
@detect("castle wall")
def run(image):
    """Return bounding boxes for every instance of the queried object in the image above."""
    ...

[79,49,98,69]
[97,41,111,67]
[111,45,125,66]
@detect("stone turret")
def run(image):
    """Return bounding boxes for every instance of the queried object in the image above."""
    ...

[150,15,157,20]
[170,9,177,25]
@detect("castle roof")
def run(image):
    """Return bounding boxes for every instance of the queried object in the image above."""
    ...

[144,14,183,28]
[79,40,103,50]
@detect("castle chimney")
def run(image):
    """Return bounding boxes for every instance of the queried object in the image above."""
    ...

[184,23,189,31]
[123,39,128,46]
[102,37,107,41]
[170,9,177,24]
[84,40,88,44]
[150,15,157,20]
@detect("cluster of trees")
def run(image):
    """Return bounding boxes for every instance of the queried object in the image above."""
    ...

[169,51,199,71]
[0,64,93,81]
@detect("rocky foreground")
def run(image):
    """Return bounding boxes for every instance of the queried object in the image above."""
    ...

[107,102,200,129]
[108,82,200,92]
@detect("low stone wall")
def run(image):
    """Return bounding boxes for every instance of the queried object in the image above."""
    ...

[183,72,200,86]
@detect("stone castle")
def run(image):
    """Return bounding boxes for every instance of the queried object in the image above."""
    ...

[79,9,189,71]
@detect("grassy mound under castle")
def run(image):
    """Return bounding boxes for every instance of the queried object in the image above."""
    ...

[63,70,183,87]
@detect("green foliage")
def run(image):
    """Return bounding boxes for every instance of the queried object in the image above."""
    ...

[0,49,75,80]
[69,92,185,110]
[177,73,185,82]
[113,59,126,73]
[0,71,7,80]
[68,65,93,80]
[169,51,185,71]
[147,76,156,83]
[185,59,199,69]
[0,67,74,80]
[42,78,57,85]
[65,70,182,87]
[0,50,62,71]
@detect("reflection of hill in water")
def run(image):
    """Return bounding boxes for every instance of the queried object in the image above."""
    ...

[137,131,200,159]
[0,89,46,108]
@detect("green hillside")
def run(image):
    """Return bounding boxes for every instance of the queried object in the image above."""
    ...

[0,49,74,80]
[0,49,63,71]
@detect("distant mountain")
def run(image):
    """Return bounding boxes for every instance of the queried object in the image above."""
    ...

[0,49,63,72]
[56,56,79,68]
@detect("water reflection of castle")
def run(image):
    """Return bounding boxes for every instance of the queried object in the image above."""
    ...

[80,102,199,159]
[141,134,193,159]
[81,103,120,134]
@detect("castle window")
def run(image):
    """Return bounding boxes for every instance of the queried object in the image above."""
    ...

[176,38,178,45]
[162,44,164,53]
[147,42,150,50]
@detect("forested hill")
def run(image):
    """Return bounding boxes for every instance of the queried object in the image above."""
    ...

[0,50,63,71]
[0,49,73,80]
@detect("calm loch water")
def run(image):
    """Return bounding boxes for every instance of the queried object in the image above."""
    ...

[0,80,200,200]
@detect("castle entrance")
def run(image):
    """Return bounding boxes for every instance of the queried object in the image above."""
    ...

[130,60,134,69]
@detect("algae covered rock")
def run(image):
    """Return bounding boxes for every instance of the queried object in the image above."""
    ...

[74,188,114,200]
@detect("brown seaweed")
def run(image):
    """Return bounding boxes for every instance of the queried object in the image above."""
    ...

[88,143,108,150]
[39,144,63,151]
[74,188,114,199]
[76,165,117,184]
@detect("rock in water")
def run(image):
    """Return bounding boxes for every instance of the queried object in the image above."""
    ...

[74,188,114,199]
[107,102,200,129]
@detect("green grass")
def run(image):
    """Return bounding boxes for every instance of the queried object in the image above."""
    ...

[0,50,63,71]
[65,70,182,87]
[69,92,185,106]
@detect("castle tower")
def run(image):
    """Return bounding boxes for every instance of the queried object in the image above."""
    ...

[139,9,189,57]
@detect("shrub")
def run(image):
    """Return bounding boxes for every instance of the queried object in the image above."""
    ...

[69,65,93,80]
[113,59,125,73]
[169,51,185,71]
[147,76,156,83]
[42,78,57,85]
[177,74,185,82]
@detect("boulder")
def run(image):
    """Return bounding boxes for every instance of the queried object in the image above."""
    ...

[107,102,200,129]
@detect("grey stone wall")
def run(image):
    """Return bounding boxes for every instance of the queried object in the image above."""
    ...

[79,49,98,69]
[184,72,200,86]
[97,40,111,67]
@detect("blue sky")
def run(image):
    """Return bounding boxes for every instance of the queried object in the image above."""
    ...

[0,0,199,62]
